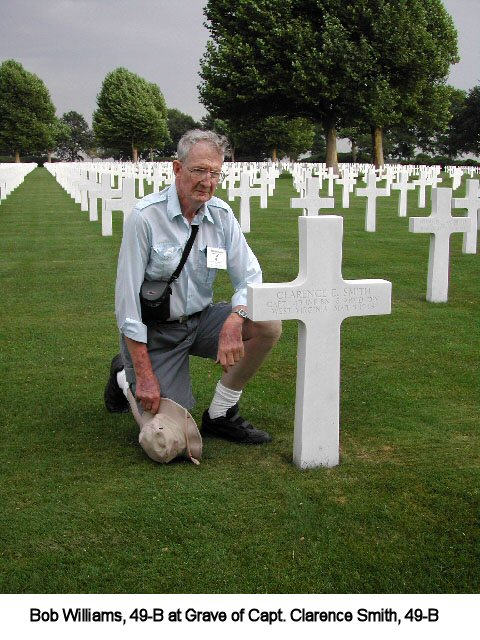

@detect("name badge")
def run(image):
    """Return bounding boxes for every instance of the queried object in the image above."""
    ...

[207,247,227,270]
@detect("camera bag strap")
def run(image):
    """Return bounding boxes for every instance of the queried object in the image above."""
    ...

[168,223,199,285]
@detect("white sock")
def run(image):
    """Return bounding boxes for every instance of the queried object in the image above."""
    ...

[116,369,129,398]
[208,381,242,419]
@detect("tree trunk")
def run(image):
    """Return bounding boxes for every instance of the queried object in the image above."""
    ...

[351,138,358,163]
[271,146,277,162]
[371,126,384,169]
[47,150,53,162]
[324,124,338,172]
[15,150,21,162]
[132,145,139,162]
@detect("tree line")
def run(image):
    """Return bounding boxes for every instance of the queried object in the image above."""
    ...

[1,0,479,166]
[0,59,315,164]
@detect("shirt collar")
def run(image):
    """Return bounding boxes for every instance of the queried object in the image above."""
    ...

[166,182,215,224]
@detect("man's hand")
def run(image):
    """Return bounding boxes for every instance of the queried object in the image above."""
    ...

[135,370,161,414]
[216,311,246,372]
[124,336,161,414]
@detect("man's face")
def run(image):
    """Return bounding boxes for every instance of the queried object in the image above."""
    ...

[173,142,224,214]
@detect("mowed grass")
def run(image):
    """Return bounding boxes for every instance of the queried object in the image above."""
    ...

[0,167,478,594]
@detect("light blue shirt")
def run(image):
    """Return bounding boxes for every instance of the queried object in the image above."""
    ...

[115,183,262,343]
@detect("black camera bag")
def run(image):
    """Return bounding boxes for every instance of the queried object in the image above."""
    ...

[140,224,199,325]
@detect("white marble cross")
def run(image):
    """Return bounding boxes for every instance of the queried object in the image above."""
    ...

[290,176,335,216]
[412,170,432,209]
[451,167,464,191]
[136,165,146,198]
[337,169,356,208]
[259,168,276,196]
[248,216,392,468]
[355,171,390,232]
[391,171,416,217]
[229,171,267,233]
[452,178,479,254]
[409,187,471,302]
[102,177,138,236]
[84,171,102,222]
[326,167,339,197]
[430,169,443,189]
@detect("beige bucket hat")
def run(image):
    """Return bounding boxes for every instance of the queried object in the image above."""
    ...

[128,391,202,465]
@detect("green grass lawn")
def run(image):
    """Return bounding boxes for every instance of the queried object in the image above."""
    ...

[0,167,478,594]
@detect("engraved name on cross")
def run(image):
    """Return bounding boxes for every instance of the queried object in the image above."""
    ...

[248,216,392,468]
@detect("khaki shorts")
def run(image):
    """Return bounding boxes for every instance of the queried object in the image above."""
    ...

[121,302,232,409]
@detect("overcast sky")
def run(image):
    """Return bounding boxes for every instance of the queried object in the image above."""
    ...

[0,0,478,126]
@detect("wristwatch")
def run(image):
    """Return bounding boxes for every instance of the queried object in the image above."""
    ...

[232,308,248,320]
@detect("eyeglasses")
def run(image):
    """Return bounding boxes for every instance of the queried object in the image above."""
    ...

[187,167,225,182]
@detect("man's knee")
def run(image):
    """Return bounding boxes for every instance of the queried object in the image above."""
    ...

[250,319,282,346]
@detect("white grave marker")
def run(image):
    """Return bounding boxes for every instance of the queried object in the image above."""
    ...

[229,172,267,233]
[290,176,335,216]
[409,187,471,302]
[85,171,102,222]
[355,171,390,232]
[451,167,463,191]
[326,167,339,196]
[337,169,356,208]
[452,178,479,254]
[248,216,392,468]
[391,171,415,217]
[102,177,138,236]
[412,170,431,208]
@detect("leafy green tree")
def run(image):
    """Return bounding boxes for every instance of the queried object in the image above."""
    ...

[358,0,458,167]
[201,113,313,160]
[200,115,238,158]
[309,124,327,160]
[44,118,69,162]
[93,67,169,162]
[0,59,56,162]
[199,0,458,169]
[234,116,315,160]
[56,111,94,161]
[430,87,467,159]
[338,127,369,163]
[447,86,480,157]
[163,108,200,156]
[199,0,375,170]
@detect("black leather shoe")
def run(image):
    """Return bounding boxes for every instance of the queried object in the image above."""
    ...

[104,354,129,413]
[201,404,272,444]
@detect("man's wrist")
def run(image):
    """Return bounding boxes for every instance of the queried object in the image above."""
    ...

[231,308,248,320]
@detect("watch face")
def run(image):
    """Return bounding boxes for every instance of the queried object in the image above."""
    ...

[236,309,248,318]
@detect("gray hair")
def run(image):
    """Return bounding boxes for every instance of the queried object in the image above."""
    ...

[177,129,230,162]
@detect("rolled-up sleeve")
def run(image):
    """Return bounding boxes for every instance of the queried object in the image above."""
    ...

[225,215,262,308]
[115,208,151,343]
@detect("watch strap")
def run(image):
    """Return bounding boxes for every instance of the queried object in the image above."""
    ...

[232,309,248,319]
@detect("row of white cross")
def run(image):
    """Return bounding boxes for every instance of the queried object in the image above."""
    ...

[45,162,175,235]
[46,161,478,304]
[0,163,37,203]
[44,160,477,470]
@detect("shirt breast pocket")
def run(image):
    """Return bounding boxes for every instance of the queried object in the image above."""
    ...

[149,243,182,280]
